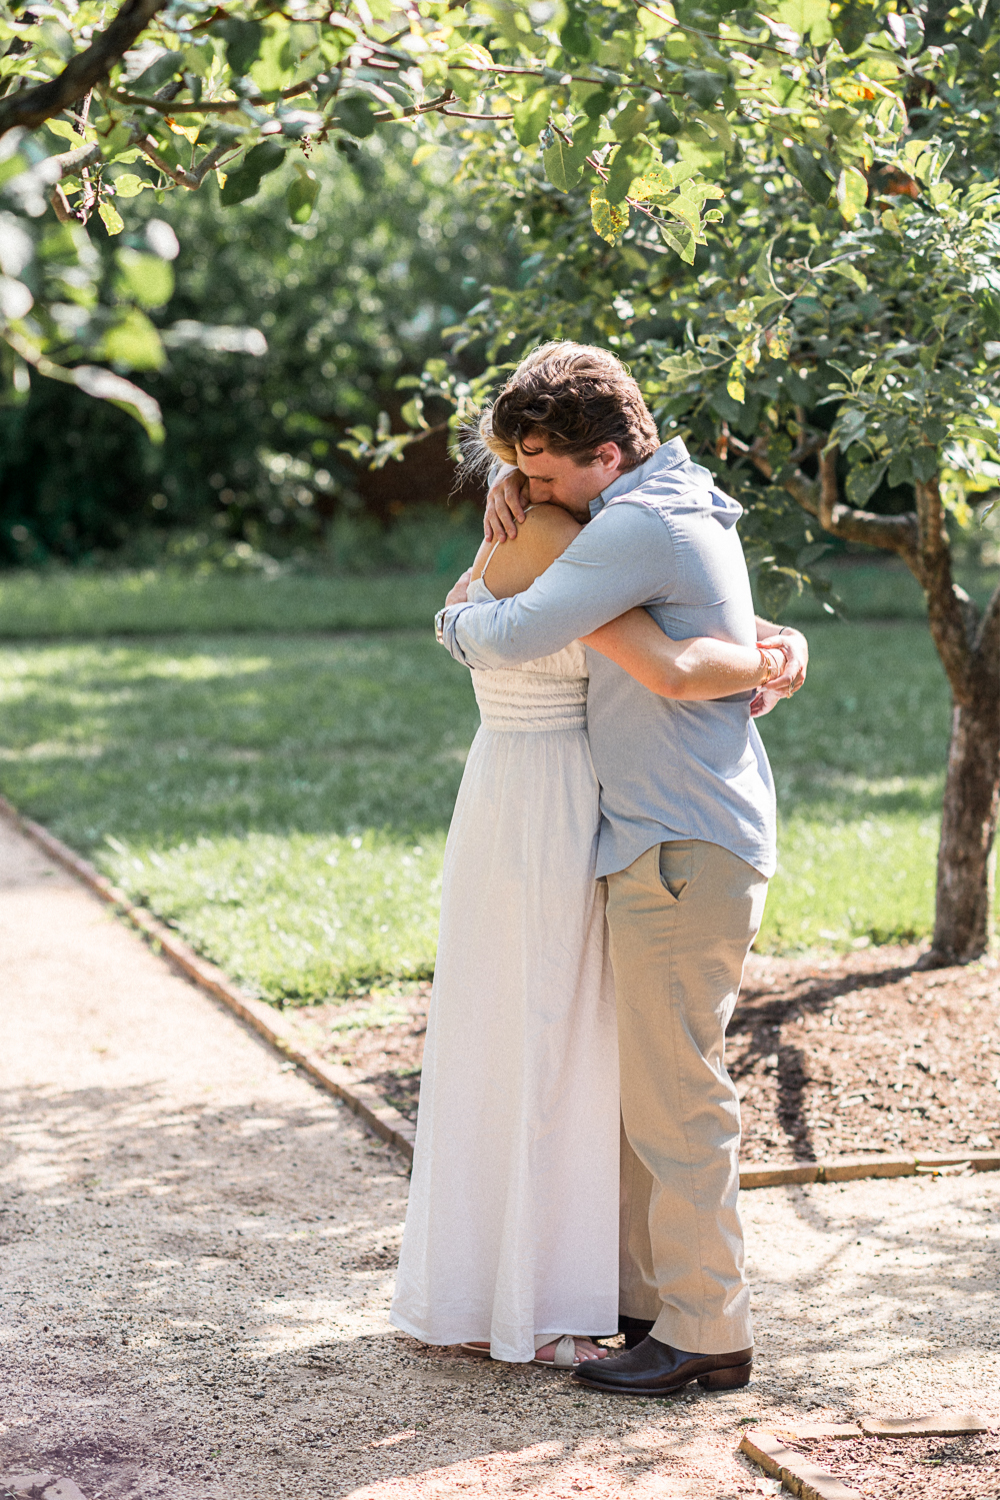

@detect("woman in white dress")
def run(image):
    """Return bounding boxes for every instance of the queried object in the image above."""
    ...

[389,492,790,1369]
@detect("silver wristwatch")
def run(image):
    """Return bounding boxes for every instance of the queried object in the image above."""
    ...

[434,607,447,645]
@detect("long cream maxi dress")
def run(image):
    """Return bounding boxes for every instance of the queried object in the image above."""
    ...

[390,576,620,1362]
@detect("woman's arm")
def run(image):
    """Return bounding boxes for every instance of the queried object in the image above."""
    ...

[755,615,808,694]
[582,608,786,701]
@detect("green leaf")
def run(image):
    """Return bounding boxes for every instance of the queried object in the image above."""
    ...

[214,19,264,77]
[606,139,650,206]
[250,26,294,95]
[543,135,587,193]
[682,70,726,108]
[98,202,124,236]
[845,460,888,506]
[218,141,286,206]
[787,144,833,204]
[887,449,912,487]
[112,173,149,200]
[590,188,628,245]
[512,89,551,148]
[612,99,650,141]
[45,118,84,147]
[912,446,938,483]
[101,308,166,371]
[130,49,182,93]
[659,219,696,264]
[837,167,868,223]
[336,95,377,139]
[560,0,593,59]
[771,0,833,43]
[287,165,319,224]
[830,260,868,292]
[115,249,174,308]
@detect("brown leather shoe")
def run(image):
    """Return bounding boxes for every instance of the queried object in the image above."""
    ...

[618,1315,655,1350]
[572,1335,752,1397]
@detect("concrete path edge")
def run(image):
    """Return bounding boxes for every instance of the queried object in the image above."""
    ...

[5,793,1000,1191]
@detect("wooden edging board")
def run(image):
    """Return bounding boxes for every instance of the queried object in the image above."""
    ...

[5,794,1000,1187]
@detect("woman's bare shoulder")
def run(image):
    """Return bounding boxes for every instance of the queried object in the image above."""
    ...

[477,504,583,598]
[520,503,583,545]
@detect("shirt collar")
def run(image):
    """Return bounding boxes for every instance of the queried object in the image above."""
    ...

[588,438,690,519]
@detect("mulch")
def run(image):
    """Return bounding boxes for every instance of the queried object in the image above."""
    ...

[785,1432,1000,1499]
[294,944,1000,1164]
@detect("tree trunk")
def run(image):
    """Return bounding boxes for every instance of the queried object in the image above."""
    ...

[772,455,1000,965]
[929,694,1000,964]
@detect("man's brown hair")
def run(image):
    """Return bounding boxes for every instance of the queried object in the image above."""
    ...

[480,342,660,470]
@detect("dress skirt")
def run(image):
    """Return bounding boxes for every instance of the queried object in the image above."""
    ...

[390,714,620,1363]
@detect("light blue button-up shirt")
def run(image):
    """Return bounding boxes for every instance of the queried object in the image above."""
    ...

[440,440,776,879]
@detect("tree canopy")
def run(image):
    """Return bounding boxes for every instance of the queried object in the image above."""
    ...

[4,0,989,437]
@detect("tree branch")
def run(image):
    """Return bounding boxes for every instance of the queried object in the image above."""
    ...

[813,446,921,568]
[135,134,227,189]
[0,0,167,139]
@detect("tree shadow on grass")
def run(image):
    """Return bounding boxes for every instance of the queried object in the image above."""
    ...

[0,635,479,849]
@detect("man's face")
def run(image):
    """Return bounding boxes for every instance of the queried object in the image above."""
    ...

[514,433,625,520]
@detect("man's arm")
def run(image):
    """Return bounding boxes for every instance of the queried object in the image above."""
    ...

[440,505,672,669]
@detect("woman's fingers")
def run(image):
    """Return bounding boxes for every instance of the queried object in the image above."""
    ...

[445,567,473,607]
[759,634,806,694]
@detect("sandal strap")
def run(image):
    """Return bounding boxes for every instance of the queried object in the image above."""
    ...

[552,1335,577,1368]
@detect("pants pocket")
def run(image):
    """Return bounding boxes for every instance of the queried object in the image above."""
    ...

[658,840,693,903]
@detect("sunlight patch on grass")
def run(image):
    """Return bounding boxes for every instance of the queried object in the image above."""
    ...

[102,829,445,1000]
[758,805,941,953]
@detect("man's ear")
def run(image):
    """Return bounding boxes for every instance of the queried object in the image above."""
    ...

[591,442,623,472]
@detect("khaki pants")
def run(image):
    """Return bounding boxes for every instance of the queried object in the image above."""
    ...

[606,840,768,1354]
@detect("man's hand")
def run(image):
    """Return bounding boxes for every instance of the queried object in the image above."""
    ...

[445,568,472,608]
[484,463,529,542]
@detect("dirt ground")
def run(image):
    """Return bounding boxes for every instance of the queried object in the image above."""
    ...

[2,816,1000,1500]
[781,1430,1000,1498]
[291,947,1000,1164]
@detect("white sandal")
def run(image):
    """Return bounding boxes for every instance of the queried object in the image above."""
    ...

[460,1336,607,1367]
[531,1335,607,1369]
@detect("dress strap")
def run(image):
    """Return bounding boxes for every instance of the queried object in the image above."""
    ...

[481,504,535,586]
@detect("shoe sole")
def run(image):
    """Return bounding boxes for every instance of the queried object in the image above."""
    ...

[574,1360,752,1397]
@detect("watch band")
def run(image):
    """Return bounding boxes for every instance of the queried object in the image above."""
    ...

[434,607,447,645]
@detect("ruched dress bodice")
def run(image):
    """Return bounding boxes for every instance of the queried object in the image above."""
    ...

[467,576,588,733]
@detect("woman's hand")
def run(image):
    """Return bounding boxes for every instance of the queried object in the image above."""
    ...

[484,464,529,542]
[756,624,808,695]
[445,568,472,607]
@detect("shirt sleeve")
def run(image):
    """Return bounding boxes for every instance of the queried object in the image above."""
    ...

[440,503,674,668]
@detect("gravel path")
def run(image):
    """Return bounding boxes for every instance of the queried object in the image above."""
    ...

[1,817,998,1500]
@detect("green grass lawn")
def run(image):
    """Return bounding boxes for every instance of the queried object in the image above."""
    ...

[0,569,450,637]
[0,610,959,1003]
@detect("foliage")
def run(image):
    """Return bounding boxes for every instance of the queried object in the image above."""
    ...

[0,615,960,999]
[377,2,1000,615]
[0,0,932,436]
[0,139,512,564]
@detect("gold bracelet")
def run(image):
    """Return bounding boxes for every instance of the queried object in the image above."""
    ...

[756,643,778,685]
